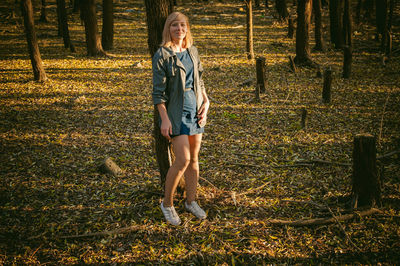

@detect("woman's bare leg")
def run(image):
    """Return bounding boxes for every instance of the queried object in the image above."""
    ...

[163,135,190,207]
[184,134,202,204]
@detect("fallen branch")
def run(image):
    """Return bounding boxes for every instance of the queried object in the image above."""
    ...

[325,204,362,252]
[236,176,280,196]
[59,225,143,239]
[268,208,381,226]
[377,150,400,160]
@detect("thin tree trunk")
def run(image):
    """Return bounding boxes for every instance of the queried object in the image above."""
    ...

[39,0,48,22]
[294,0,313,65]
[275,0,289,21]
[246,0,255,59]
[102,0,114,50]
[343,0,352,47]
[313,0,324,51]
[57,0,75,52]
[80,0,106,56]
[329,0,344,49]
[21,0,47,82]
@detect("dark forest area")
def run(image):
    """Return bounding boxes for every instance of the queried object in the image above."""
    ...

[0,0,399,264]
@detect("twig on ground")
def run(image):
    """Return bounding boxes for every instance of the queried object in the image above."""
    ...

[236,176,280,196]
[268,208,381,226]
[325,204,363,253]
[59,225,143,239]
[377,150,400,160]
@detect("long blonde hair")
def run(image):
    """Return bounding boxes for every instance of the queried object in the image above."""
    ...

[161,12,193,48]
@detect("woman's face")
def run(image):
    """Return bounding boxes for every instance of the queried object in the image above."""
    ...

[170,19,187,42]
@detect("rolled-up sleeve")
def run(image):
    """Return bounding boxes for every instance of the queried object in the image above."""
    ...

[152,53,168,105]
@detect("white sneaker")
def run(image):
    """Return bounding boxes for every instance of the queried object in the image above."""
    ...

[185,201,207,219]
[161,201,181,226]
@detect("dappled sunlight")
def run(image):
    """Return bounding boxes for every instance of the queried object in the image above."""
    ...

[1,0,399,264]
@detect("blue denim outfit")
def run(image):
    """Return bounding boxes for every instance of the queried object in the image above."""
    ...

[176,50,204,136]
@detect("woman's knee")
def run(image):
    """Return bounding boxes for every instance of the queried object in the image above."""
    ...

[174,156,190,170]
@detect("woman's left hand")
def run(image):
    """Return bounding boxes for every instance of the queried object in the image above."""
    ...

[198,98,209,125]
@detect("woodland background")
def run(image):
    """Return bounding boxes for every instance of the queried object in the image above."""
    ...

[0,0,399,264]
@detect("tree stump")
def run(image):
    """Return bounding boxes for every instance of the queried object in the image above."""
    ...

[255,84,261,101]
[256,57,266,93]
[99,157,122,176]
[342,45,352,78]
[322,67,332,103]
[352,134,381,208]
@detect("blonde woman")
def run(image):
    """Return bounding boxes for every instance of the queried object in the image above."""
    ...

[152,12,210,225]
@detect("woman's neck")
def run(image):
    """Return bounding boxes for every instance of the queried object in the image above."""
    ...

[171,40,184,52]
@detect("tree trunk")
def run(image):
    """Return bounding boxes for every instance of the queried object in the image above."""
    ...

[322,67,332,103]
[256,57,266,93]
[57,0,75,52]
[352,135,381,208]
[265,0,269,8]
[73,0,80,13]
[356,0,362,24]
[80,0,106,56]
[245,0,255,59]
[102,0,114,50]
[342,0,352,47]
[275,0,289,21]
[21,0,47,82]
[287,17,294,38]
[313,0,324,51]
[39,0,48,22]
[144,0,184,192]
[294,0,313,65]
[342,45,351,78]
[376,0,387,49]
[329,0,344,49]
[363,0,373,21]
[144,0,173,57]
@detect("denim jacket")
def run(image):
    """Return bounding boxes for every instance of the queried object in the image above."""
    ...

[152,46,206,136]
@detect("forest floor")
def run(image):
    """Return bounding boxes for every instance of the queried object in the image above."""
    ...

[1,0,400,264]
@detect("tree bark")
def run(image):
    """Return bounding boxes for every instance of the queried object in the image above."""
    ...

[21,0,47,82]
[294,0,313,66]
[80,0,106,56]
[329,0,344,49]
[275,0,289,21]
[245,0,255,59]
[322,67,332,103]
[352,135,381,208]
[57,0,75,52]
[102,0,114,50]
[342,0,352,47]
[39,0,48,22]
[256,57,266,93]
[144,0,173,57]
[287,17,294,38]
[313,0,324,51]
[342,45,351,78]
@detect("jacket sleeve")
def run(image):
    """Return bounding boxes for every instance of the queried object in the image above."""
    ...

[196,48,206,93]
[152,52,169,105]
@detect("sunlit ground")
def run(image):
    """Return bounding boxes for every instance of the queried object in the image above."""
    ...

[0,0,399,264]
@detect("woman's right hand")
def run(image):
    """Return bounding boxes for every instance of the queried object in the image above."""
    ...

[160,118,172,141]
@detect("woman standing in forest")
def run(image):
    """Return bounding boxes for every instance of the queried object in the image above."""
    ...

[152,12,210,225]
